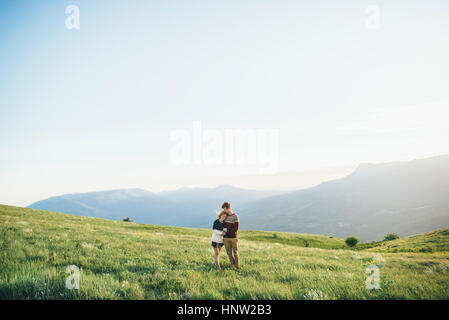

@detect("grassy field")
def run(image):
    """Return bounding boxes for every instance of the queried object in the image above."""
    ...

[360,229,449,253]
[1,204,449,300]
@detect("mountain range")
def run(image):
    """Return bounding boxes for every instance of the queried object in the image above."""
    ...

[28,184,284,228]
[240,154,449,241]
[28,154,449,241]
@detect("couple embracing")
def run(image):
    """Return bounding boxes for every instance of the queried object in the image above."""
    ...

[211,201,240,270]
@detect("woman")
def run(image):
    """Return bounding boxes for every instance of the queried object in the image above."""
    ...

[211,211,227,269]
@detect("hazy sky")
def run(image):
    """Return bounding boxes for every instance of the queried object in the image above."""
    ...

[1,0,449,206]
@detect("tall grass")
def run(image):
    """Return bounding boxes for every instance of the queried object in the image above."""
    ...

[1,204,449,300]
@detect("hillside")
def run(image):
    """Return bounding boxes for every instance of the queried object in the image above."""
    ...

[1,204,449,300]
[239,154,449,241]
[361,229,449,253]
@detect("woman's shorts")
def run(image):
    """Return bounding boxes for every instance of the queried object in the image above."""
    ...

[211,241,224,248]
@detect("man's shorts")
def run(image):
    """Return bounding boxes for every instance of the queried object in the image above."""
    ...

[211,241,224,248]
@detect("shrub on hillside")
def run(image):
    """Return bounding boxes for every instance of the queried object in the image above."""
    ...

[345,236,359,247]
[383,233,400,241]
[123,217,132,222]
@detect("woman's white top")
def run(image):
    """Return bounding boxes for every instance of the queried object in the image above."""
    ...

[211,229,224,243]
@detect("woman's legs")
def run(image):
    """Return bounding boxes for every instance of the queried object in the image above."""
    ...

[217,246,223,268]
[214,246,223,269]
[213,247,220,269]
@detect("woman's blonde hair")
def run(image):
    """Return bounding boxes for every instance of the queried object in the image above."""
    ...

[217,210,227,219]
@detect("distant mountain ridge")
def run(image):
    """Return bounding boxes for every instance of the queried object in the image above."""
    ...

[28,154,449,241]
[28,185,285,228]
[239,154,449,241]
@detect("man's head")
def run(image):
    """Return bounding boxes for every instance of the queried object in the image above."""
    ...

[221,201,232,214]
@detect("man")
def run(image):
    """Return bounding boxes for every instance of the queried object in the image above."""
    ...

[222,201,240,269]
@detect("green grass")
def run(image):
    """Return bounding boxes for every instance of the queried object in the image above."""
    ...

[1,204,449,300]
[239,231,345,249]
[359,229,449,253]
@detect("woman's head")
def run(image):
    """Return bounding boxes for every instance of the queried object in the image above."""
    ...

[217,210,227,222]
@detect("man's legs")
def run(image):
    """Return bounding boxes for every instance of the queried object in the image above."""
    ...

[223,238,235,266]
[231,238,240,269]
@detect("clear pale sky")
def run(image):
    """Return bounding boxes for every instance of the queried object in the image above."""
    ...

[1,0,449,206]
